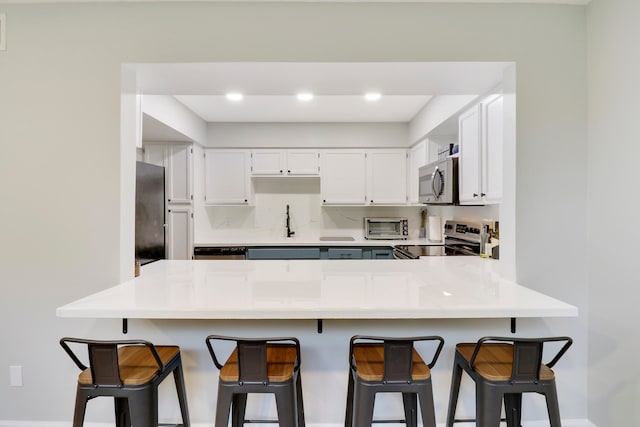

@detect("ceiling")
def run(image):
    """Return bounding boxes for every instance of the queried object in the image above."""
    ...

[0,0,592,4]
[135,62,511,126]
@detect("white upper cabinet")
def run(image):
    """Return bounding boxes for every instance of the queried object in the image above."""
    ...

[204,149,252,205]
[143,142,193,204]
[367,149,407,205]
[482,95,504,203]
[407,141,427,204]
[320,150,367,205]
[458,104,483,204]
[251,149,319,176]
[286,150,320,176]
[251,150,286,176]
[458,94,503,205]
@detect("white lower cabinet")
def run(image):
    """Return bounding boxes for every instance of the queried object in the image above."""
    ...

[167,206,193,260]
[458,94,503,205]
[320,150,367,205]
[204,149,252,205]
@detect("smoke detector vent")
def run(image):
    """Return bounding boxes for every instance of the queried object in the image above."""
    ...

[0,14,5,51]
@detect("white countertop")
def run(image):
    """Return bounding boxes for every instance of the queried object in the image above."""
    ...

[56,259,577,320]
[194,238,440,247]
[194,232,442,247]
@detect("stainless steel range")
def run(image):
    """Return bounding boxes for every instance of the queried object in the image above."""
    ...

[393,220,485,259]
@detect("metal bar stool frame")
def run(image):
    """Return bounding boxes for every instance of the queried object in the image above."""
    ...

[205,335,305,427]
[445,336,573,427]
[60,337,190,427]
[345,335,445,427]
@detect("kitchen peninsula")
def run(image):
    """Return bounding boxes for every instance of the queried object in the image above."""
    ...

[56,258,577,321]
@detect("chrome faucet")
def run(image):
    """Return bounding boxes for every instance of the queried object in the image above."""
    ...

[286,204,295,238]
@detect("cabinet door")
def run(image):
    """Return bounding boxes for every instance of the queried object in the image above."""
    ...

[458,105,483,204]
[407,142,427,204]
[167,206,192,260]
[367,149,407,205]
[143,144,167,168]
[287,150,319,176]
[166,145,192,204]
[252,150,285,176]
[320,151,367,205]
[204,150,251,204]
[482,95,503,204]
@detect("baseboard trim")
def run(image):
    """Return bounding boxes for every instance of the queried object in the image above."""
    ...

[0,419,597,427]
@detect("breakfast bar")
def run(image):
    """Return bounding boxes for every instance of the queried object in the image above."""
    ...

[56,258,577,321]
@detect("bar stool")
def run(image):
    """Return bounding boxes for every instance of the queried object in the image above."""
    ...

[59,337,190,427]
[205,335,305,427]
[446,336,573,427]
[345,335,445,427]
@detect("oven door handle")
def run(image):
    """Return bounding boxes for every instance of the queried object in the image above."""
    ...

[393,249,413,259]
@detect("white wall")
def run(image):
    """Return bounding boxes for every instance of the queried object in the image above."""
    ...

[408,95,479,145]
[206,122,409,148]
[0,2,588,425]
[587,0,640,425]
[143,94,207,144]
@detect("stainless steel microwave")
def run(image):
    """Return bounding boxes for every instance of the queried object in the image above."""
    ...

[418,157,459,205]
[364,217,409,240]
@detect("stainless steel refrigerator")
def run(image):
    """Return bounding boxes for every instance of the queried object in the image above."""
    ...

[135,161,166,265]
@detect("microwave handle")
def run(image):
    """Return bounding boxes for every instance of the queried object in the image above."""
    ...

[432,166,444,200]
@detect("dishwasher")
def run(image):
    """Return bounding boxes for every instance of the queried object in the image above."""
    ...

[193,246,247,260]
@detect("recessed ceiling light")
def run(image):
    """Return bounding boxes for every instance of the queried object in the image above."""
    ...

[365,93,382,101]
[296,93,314,101]
[226,93,243,101]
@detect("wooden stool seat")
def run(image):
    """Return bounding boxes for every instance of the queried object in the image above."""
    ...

[60,338,190,427]
[455,343,555,382]
[345,335,444,427]
[353,344,431,381]
[446,336,572,427]
[78,345,180,385]
[206,335,305,427]
[219,344,298,382]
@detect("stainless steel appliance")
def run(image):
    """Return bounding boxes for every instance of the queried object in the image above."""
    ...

[418,157,458,205]
[393,219,484,258]
[193,246,246,260]
[364,217,409,240]
[135,161,166,265]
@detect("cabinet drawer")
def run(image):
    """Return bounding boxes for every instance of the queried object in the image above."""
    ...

[370,248,393,259]
[246,247,320,260]
[327,248,363,259]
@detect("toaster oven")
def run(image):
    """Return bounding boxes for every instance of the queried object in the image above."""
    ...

[364,217,409,240]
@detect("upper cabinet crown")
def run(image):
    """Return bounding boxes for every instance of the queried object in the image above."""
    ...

[458,94,503,205]
[251,149,320,177]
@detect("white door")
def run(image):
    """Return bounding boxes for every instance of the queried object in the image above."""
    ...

[407,142,427,204]
[482,95,504,204]
[166,145,192,204]
[167,206,192,260]
[287,150,319,176]
[458,105,483,204]
[252,150,285,176]
[367,150,407,205]
[204,150,251,204]
[320,151,366,205]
